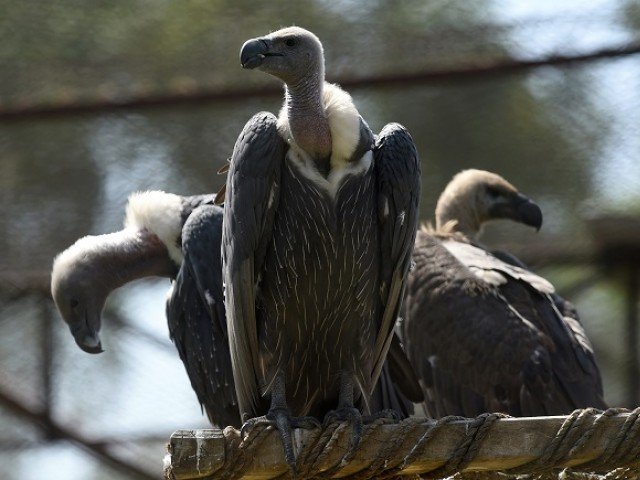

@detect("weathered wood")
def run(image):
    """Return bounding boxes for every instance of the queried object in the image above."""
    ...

[165,414,638,479]
[168,429,226,479]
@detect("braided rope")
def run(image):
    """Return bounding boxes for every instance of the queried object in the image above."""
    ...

[344,418,425,480]
[202,408,640,479]
[421,413,510,479]
[577,407,640,472]
[217,423,275,480]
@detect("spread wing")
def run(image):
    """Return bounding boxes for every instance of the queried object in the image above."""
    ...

[166,204,240,427]
[403,231,605,418]
[222,112,286,417]
[370,123,421,392]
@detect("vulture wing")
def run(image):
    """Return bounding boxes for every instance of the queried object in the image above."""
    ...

[443,240,554,294]
[223,112,286,418]
[405,232,605,417]
[491,248,606,409]
[546,292,606,408]
[371,123,421,393]
[167,204,240,427]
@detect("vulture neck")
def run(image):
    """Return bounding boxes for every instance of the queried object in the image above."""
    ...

[285,76,332,175]
[86,229,176,292]
[435,202,482,241]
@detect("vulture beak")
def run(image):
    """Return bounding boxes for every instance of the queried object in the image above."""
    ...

[489,192,543,231]
[70,321,104,354]
[513,193,543,231]
[240,38,271,69]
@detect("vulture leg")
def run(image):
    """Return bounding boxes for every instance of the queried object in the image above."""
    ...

[323,371,364,455]
[240,371,319,472]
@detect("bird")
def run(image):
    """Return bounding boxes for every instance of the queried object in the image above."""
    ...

[401,169,606,418]
[223,26,421,465]
[51,191,239,427]
[51,190,421,430]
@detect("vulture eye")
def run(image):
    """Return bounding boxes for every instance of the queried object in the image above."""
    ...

[486,186,502,199]
[285,38,296,47]
[70,299,79,309]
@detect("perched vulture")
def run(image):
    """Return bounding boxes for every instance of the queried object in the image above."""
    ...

[51,191,420,430]
[402,169,606,418]
[51,192,239,427]
[224,27,420,463]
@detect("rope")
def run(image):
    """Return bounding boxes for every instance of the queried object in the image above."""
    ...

[577,408,640,472]
[217,423,275,480]
[507,407,640,475]
[206,408,640,479]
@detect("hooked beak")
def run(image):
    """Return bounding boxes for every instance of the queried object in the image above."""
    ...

[513,193,542,231]
[240,38,268,69]
[514,193,543,231]
[240,38,281,69]
[489,193,543,231]
[70,319,104,354]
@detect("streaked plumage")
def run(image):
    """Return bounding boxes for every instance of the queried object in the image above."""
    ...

[224,27,420,464]
[52,191,419,429]
[402,169,606,417]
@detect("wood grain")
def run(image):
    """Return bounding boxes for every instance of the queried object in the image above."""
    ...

[165,414,637,479]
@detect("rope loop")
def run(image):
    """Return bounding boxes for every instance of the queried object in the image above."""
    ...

[211,408,640,479]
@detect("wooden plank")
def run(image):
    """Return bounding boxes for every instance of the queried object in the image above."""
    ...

[165,414,637,479]
[168,429,226,479]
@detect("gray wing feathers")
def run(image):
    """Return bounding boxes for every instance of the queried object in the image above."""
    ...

[223,112,286,417]
[371,123,421,392]
[167,204,239,427]
[442,240,555,294]
[407,234,605,416]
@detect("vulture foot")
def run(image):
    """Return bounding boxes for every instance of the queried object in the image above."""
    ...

[241,408,320,473]
[323,406,363,456]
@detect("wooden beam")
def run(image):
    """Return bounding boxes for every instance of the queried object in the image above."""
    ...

[166,414,637,479]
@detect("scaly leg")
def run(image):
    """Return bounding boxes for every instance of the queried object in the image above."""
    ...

[241,371,319,473]
[323,371,363,453]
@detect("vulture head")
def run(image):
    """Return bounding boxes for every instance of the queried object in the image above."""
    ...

[435,169,543,238]
[240,26,324,85]
[51,193,182,353]
[240,26,334,166]
[51,236,115,354]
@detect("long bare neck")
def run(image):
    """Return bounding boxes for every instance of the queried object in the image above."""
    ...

[285,74,332,171]
[90,229,176,291]
[435,198,481,240]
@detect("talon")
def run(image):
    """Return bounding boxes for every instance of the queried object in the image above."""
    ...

[240,414,273,438]
[242,409,319,474]
[323,406,363,454]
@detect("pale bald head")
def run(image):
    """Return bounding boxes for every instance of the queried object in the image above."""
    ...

[435,169,542,238]
[240,26,325,85]
[51,191,184,354]
[240,26,333,165]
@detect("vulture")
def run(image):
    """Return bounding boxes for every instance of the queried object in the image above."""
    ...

[51,192,239,427]
[224,27,420,464]
[401,169,606,418]
[51,191,420,431]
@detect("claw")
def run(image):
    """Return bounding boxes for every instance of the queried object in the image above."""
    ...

[241,409,320,475]
[323,406,363,454]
